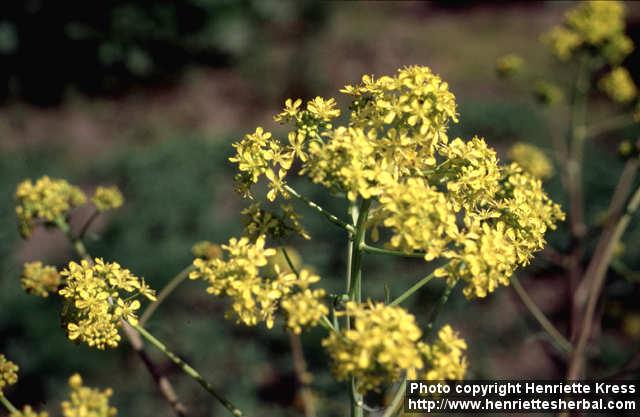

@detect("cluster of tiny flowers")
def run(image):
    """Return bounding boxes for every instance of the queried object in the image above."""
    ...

[15,176,86,238]
[91,186,124,212]
[598,67,637,104]
[422,325,467,380]
[59,259,156,349]
[495,54,523,78]
[20,261,61,297]
[508,142,554,180]
[231,65,564,299]
[61,374,117,417]
[542,1,632,65]
[189,236,327,331]
[532,80,564,106]
[322,302,467,392]
[0,354,18,394]
[241,202,310,241]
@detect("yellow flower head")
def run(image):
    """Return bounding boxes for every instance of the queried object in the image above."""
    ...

[599,67,637,103]
[91,186,124,212]
[0,354,19,394]
[20,261,61,297]
[322,302,426,392]
[190,236,326,331]
[542,1,633,64]
[533,80,564,106]
[495,54,524,78]
[281,288,329,334]
[15,176,87,238]
[508,142,554,180]
[61,374,117,417]
[10,406,49,417]
[422,325,467,380]
[191,241,223,260]
[59,259,156,349]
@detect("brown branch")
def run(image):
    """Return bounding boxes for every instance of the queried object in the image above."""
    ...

[289,333,316,417]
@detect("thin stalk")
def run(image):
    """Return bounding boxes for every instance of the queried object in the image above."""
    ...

[132,323,246,417]
[288,332,316,417]
[78,209,100,239]
[284,185,355,233]
[511,276,572,354]
[567,183,640,380]
[389,271,437,306]
[381,379,406,417]
[140,265,195,326]
[0,394,18,414]
[585,113,636,139]
[281,247,299,275]
[361,243,426,258]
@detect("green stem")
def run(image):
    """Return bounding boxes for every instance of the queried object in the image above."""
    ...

[132,323,246,417]
[361,243,426,258]
[0,394,18,414]
[140,265,195,326]
[280,247,299,275]
[284,185,355,234]
[389,271,437,306]
[381,378,406,417]
[511,275,572,354]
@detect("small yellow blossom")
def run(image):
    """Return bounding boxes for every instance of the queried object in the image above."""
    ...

[190,236,325,331]
[91,186,124,212]
[306,97,341,121]
[533,80,564,106]
[495,54,523,78]
[61,374,117,417]
[322,302,426,392]
[20,261,61,297]
[15,176,87,238]
[422,325,467,380]
[191,241,223,260]
[59,259,156,349]
[0,354,18,394]
[281,288,328,334]
[542,27,582,61]
[10,406,49,417]
[508,142,554,180]
[599,67,637,103]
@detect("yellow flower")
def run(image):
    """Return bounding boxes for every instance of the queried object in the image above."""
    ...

[190,236,326,331]
[306,97,341,121]
[599,67,637,103]
[281,288,328,334]
[541,26,582,61]
[91,186,124,212]
[274,98,303,123]
[508,142,554,180]
[0,354,18,394]
[20,261,61,297]
[422,325,467,380]
[59,259,156,349]
[61,374,117,417]
[15,176,86,238]
[495,54,523,78]
[10,406,49,417]
[533,80,564,106]
[322,302,426,392]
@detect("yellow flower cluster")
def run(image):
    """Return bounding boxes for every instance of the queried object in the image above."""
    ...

[15,176,86,238]
[422,325,467,380]
[543,1,633,64]
[599,67,637,104]
[241,202,310,241]
[20,261,61,297]
[10,406,49,417]
[91,186,124,212]
[0,354,18,394]
[59,259,156,349]
[230,66,564,299]
[495,54,523,78]
[508,142,554,180]
[533,80,564,106]
[190,236,327,331]
[322,302,467,391]
[61,374,117,417]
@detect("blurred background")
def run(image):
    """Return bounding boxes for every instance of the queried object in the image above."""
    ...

[1,1,640,416]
